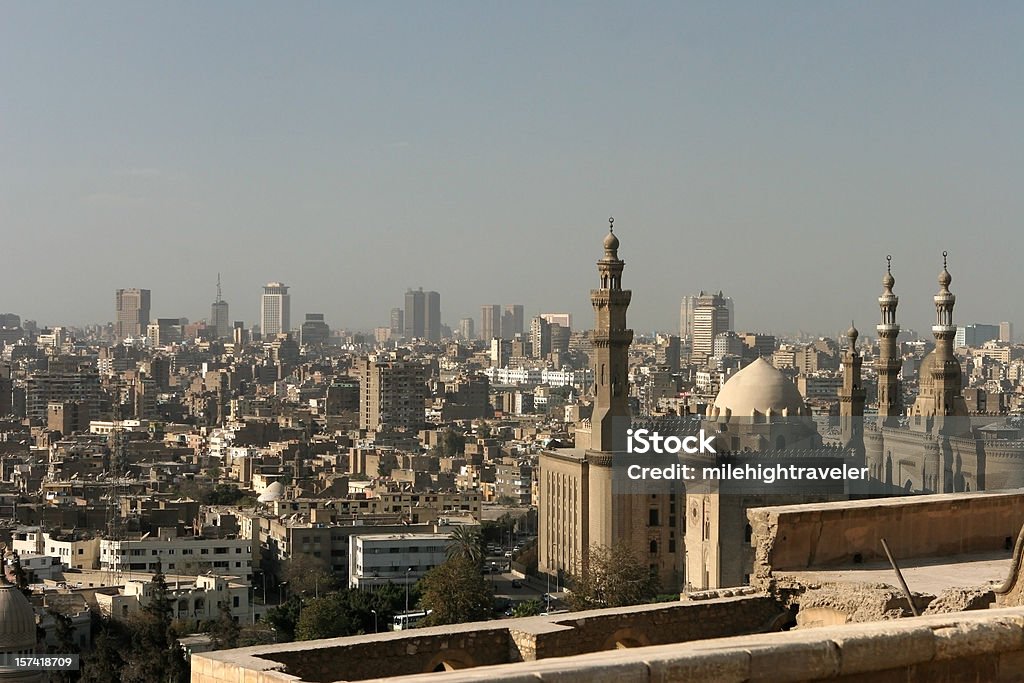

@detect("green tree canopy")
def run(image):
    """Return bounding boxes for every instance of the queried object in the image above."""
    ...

[419,555,494,627]
[566,543,660,611]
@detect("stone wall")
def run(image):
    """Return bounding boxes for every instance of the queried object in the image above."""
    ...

[356,607,1024,683]
[191,595,782,683]
[748,488,1024,583]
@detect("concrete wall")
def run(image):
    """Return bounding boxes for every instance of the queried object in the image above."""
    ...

[191,595,782,683]
[748,488,1024,580]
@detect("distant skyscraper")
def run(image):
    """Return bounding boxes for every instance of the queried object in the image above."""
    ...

[300,313,330,346]
[679,296,696,340]
[681,294,733,342]
[390,308,405,339]
[1000,322,1014,344]
[691,291,731,362]
[480,305,501,342]
[210,275,230,340]
[115,288,151,340]
[260,282,291,336]
[540,313,572,330]
[404,288,425,339]
[954,323,1000,349]
[458,317,475,340]
[501,304,524,340]
[424,290,441,342]
[530,316,551,359]
[357,351,428,432]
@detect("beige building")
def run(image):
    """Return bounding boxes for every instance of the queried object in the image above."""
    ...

[115,287,151,340]
[356,351,428,433]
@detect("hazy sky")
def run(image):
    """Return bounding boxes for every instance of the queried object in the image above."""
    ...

[2,2,1022,337]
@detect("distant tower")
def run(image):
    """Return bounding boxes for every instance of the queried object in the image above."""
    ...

[260,282,290,336]
[115,288,151,340]
[480,305,501,342]
[404,288,425,339]
[424,291,441,342]
[211,274,230,340]
[876,256,902,425]
[929,253,968,422]
[839,322,865,451]
[590,218,632,452]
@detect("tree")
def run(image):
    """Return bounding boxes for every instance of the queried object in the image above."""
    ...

[282,554,337,597]
[430,429,466,458]
[10,553,30,597]
[512,599,543,617]
[567,543,660,611]
[446,526,484,566]
[209,601,240,650]
[80,627,129,683]
[295,592,364,641]
[265,595,302,642]
[123,559,189,683]
[419,555,494,626]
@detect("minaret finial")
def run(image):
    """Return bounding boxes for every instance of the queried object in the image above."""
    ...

[943,250,948,269]
[608,216,614,233]
[886,254,891,274]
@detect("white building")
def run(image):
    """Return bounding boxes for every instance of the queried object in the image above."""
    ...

[100,535,253,581]
[348,533,455,589]
[97,573,250,625]
[260,282,291,337]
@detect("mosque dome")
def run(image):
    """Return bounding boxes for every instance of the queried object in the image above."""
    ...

[257,481,285,503]
[603,227,619,252]
[711,357,807,418]
[0,575,37,652]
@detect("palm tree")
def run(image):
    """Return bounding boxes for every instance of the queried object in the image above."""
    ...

[447,526,484,566]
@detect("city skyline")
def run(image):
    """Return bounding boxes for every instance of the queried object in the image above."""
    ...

[2,4,1023,334]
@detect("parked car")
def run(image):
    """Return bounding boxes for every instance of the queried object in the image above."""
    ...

[511,579,522,588]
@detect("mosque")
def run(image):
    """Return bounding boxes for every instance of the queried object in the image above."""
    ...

[540,225,1024,593]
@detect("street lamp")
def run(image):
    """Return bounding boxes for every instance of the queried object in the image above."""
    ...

[278,581,288,606]
[405,567,412,617]
[370,608,378,634]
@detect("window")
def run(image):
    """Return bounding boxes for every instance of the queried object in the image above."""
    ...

[648,509,659,526]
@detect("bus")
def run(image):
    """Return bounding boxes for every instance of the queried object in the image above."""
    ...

[392,610,431,631]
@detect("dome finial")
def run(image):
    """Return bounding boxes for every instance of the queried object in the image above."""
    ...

[603,217,620,253]
[938,251,952,289]
[887,254,892,274]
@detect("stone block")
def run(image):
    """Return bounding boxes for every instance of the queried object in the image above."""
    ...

[830,624,936,675]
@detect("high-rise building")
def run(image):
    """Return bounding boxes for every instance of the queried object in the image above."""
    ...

[424,290,441,342]
[682,294,733,343]
[458,317,475,340]
[147,318,183,347]
[530,316,551,359]
[390,308,405,339]
[501,305,524,340]
[480,305,501,342]
[404,288,425,339]
[357,351,428,433]
[691,291,731,362]
[300,313,330,346]
[260,282,291,337]
[540,313,572,330]
[954,323,1000,349]
[1001,322,1014,344]
[210,275,230,340]
[115,288,151,340]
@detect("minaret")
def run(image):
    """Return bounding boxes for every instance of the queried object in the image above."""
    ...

[839,322,866,451]
[931,251,968,422]
[876,255,902,425]
[589,217,633,452]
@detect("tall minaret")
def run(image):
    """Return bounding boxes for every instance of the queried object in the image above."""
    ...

[876,255,902,425]
[839,322,866,451]
[930,251,968,421]
[590,217,633,452]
